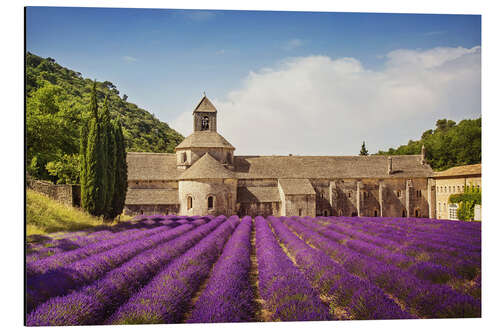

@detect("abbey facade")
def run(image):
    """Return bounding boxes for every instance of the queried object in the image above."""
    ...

[125,96,436,218]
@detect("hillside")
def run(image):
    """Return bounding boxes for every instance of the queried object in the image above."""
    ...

[26,52,184,183]
[26,189,112,236]
[376,118,481,171]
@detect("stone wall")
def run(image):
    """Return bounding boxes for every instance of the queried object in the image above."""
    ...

[328,177,430,218]
[124,204,179,216]
[128,180,178,189]
[27,179,81,207]
[178,178,237,216]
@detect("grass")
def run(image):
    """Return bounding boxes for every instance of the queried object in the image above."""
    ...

[26,189,131,237]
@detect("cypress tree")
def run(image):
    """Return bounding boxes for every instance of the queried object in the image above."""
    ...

[84,116,102,215]
[359,141,369,156]
[103,103,117,219]
[111,121,128,217]
[79,120,89,208]
[81,81,106,216]
[99,95,111,217]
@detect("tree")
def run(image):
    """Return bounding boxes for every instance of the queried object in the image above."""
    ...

[377,118,481,170]
[80,83,128,219]
[359,141,369,156]
[81,82,106,215]
[46,154,80,184]
[111,121,128,218]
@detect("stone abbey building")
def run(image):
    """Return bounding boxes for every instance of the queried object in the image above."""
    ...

[125,96,436,218]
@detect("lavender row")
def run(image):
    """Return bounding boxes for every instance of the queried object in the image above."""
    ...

[254,216,330,322]
[286,219,480,318]
[324,218,480,278]
[26,223,196,312]
[26,216,228,326]
[27,225,172,277]
[270,217,411,320]
[107,216,240,324]
[188,216,253,323]
[328,217,480,253]
[303,219,469,283]
[337,217,480,247]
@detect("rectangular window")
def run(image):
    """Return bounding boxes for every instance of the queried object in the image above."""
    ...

[449,204,458,220]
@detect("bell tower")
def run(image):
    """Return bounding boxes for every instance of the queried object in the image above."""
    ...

[193,94,217,132]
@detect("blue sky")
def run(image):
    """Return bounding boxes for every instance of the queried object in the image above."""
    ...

[26,7,481,155]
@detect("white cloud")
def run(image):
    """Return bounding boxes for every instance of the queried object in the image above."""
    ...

[283,38,304,50]
[122,56,138,63]
[172,46,481,156]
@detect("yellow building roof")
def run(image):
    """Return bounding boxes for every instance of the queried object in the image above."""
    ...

[433,163,481,178]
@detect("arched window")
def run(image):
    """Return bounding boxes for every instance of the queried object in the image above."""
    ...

[415,209,420,217]
[374,210,378,217]
[201,116,209,130]
[323,210,328,217]
[187,196,193,210]
[298,209,303,216]
[180,152,186,163]
[351,212,357,217]
[397,190,401,198]
[208,196,214,209]
[402,210,406,217]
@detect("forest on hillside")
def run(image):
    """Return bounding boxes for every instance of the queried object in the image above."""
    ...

[376,118,481,171]
[26,52,184,184]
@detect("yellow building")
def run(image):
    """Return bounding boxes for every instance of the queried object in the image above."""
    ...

[434,164,481,220]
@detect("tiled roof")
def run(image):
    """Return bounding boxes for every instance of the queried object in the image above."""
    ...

[237,186,280,203]
[175,131,235,150]
[127,153,433,181]
[177,153,235,180]
[279,179,316,195]
[125,188,179,205]
[233,155,433,179]
[193,96,217,113]
[127,152,182,181]
[433,163,481,178]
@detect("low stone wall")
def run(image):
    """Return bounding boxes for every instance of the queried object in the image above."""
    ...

[27,179,81,207]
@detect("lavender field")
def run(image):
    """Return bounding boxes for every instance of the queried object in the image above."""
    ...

[26,215,481,325]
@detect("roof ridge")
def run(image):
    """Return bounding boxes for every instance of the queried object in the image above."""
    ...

[178,153,234,180]
[193,95,217,113]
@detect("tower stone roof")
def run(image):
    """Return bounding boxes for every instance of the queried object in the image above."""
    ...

[175,131,235,150]
[433,163,481,178]
[193,96,217,113]
[279,179,316,195]
[178,153,235,180]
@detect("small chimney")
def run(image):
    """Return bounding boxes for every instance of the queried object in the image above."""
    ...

[421,144,426,165]
[387,157,393,175]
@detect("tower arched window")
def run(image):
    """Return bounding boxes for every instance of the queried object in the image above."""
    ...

[201,116,209,130]
[226,152,232,164]
[187,196,193,210]
[180,152,186,163]
[208,196,214,209]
